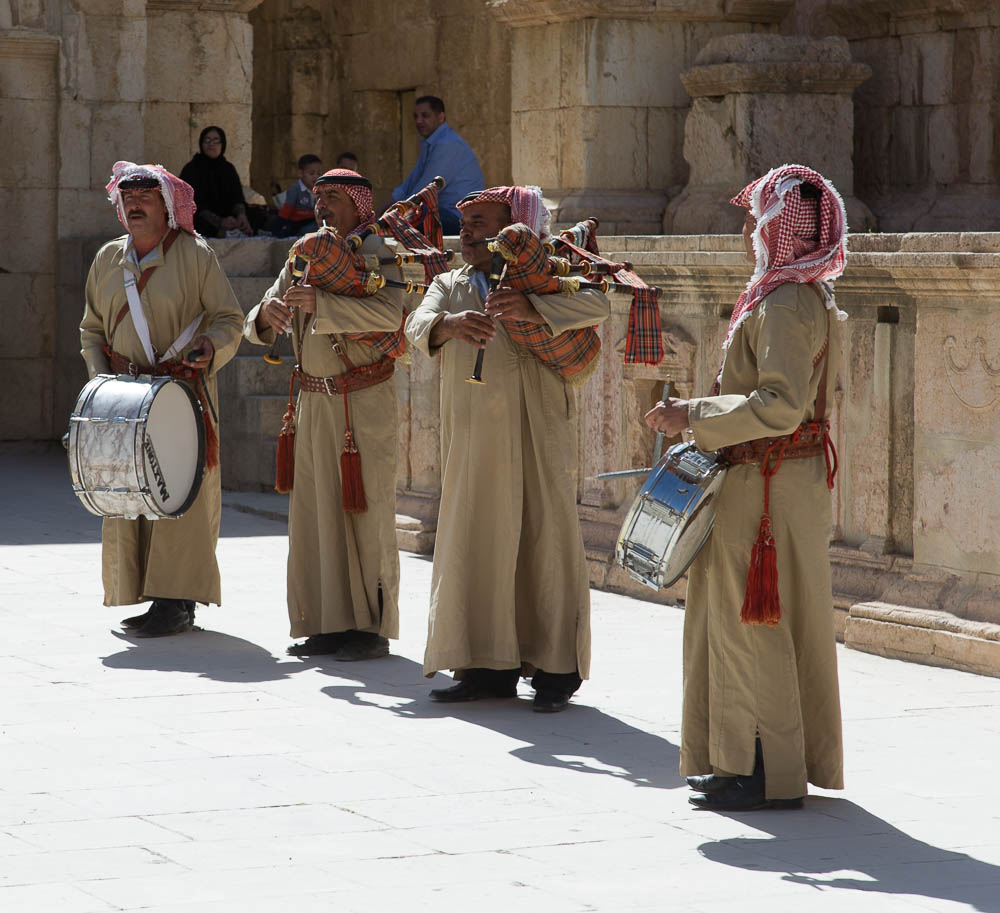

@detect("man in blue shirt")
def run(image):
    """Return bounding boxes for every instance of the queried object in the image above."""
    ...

[391,95,484,235]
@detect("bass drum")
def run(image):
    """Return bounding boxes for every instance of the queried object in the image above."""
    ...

[68,373,205,520]
[616,441,728,590]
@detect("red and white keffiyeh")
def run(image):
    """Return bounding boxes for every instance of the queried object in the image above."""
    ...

[314,168,376,230]
[457,185,551,238]
[726,163,848,350]
[106,162,197,235]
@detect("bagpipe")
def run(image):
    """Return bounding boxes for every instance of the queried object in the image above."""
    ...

[467,218,663,385]
[263,176,454,366]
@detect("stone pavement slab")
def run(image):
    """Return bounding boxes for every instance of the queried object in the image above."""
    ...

[2,443,1000,912]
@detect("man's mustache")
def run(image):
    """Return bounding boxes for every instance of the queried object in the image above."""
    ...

[461,238,489,247]
[127,209,146,217]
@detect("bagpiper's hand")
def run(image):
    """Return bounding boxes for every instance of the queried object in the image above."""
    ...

[440,310,497,349]
[284,283,317,315]
[644,398,690,436]
[485,286,542,324]
[182,334,215,370]
[258,297,293,336]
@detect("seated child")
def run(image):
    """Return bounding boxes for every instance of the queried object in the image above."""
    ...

[270,154,323,238]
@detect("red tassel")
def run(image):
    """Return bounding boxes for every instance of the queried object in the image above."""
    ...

[274,373,297,493]
[203,409,219,471]
[740,513,781,626]
[274,407,295,494]
[340,429,367,513]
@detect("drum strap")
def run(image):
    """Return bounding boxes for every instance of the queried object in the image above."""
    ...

[110,229,180,354]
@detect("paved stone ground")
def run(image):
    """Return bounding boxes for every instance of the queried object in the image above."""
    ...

[3,442,1000,913]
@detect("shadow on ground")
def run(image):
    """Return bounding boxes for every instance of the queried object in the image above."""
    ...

[101,626,318,682]
[698,797,1000,911]
[315,653,683,791]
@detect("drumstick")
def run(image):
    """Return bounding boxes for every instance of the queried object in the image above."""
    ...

[184,347,219,424]
[652,379,673,465]
[591,467,651,480]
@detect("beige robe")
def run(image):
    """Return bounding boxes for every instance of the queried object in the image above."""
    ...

[244,234,403,639]
[683,281,845,800]
[406,266,609,678]
[80,230,244,606]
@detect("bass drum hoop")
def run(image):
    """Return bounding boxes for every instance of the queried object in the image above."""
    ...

[152,377,206,518]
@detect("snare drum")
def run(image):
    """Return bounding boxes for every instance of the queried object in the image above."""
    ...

[616,441,728,590]
[68,374,205,520]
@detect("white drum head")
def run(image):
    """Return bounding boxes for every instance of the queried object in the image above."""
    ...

[143,380,203,515]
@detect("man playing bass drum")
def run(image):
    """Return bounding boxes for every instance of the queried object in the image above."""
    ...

[80,163,244,637]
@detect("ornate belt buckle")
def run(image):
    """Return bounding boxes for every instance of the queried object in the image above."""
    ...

[128,362,138,378]
[323,376,338,396]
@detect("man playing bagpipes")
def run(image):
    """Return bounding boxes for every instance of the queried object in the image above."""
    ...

[405,186,611,712]
[80,163,244,637]
[244,169,407,661]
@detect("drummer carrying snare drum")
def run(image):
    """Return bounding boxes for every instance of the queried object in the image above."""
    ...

[645,165,847,811]
[79,162,243,637]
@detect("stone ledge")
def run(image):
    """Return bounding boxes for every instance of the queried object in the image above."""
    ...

[0,31,60,58]
[487,0,792,26]
[681,61,872,97]
[845,600,1000,678]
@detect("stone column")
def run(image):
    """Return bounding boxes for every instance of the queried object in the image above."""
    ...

[144,0,261,181]
[489,0,793,233]
[665,33,873,233]
[0,29,59,438]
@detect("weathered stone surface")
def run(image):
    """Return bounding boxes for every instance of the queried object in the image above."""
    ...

[0,274,56,360]
[846,601,1000,678]
[489,0,793,26]
[0,357,53,439]
[667,32,874,233]
[145,10,253,106]
[89,103,145,189]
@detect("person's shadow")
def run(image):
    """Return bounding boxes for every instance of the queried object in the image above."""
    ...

[101,626,319,683]
[314,653,683,790]
[697,798,1000,911]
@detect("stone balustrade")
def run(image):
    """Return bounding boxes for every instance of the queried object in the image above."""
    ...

[51,230,1000,675]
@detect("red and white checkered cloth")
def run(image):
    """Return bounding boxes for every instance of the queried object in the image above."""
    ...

[457,185,551,238]
[106,162,197,235]
[726,164,848,350]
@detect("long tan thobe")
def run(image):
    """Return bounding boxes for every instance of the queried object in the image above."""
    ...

[244,234,403,639]
[405,265,609,678]
[80,230,244,606]
[683,281,845,800]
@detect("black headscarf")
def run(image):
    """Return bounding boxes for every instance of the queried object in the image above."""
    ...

[179,125,245,226]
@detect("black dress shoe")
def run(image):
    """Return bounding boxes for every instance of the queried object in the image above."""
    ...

[532,688,572,713]
[430,675,518,703]
[686,774,738,793]
[689,777,804,811]
[287,632,349,656]
[331,632,389,662]
[133,600,192,638]
[121,606,153,629]
[123,601,195,630]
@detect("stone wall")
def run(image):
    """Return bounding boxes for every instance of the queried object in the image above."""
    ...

[0,0,262,443]
[491,0,792,233]
[784,0,1000,231]
[249,0,512,206]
